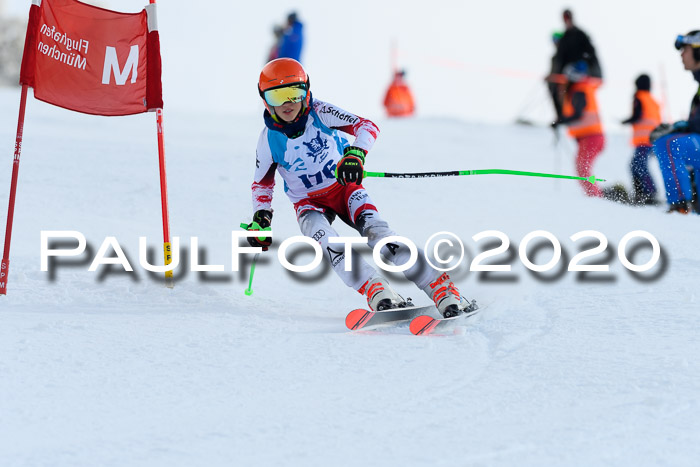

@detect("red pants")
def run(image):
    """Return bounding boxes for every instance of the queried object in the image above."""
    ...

[576,134,605,197]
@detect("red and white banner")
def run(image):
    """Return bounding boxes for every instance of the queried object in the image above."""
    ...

[20,0,163,116]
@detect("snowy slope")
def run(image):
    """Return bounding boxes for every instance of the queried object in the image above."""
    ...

[1,87,699,466]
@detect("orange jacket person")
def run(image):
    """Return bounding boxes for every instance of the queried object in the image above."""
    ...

[383,70,415,117]
[621,74,662,204]
[552,61,605,197]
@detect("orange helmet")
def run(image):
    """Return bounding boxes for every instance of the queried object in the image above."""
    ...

[258,58,311,114]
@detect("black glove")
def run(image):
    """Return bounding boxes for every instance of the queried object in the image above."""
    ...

[335,146,366,186]
[245,209,272,251]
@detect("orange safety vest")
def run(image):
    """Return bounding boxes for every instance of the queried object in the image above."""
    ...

[562,81,603,138]
[383,82,415,117]
[631,91,661,147]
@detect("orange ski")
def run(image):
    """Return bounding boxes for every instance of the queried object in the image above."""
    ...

[345,305,434,331]
[410,307,480,336]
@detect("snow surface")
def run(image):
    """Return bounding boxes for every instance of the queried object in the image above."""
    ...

[1,87,700,466]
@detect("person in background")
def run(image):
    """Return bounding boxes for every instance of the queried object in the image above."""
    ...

[277,11,304,62]
[621,74,662,205]
[383,70,415,117]
[650,31,700,214]
[552,9,602,80]
[551,61,605,198]
[266,25,284,62]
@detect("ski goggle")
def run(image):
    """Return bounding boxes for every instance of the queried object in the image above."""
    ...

[263,85,307,107]
[675,34,700,50]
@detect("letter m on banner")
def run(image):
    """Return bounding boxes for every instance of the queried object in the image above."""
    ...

[0,0,172,295]
[102,45,140,86]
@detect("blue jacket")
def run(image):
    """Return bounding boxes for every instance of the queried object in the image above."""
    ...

[278,21,304,62]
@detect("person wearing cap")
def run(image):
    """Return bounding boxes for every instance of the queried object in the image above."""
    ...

[551,60,605,198]
[383,70,415,117]
[650,31,700,214]
[277,11,304,62]
[621,74,662,205]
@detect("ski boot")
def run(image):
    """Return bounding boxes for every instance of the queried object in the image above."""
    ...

[667,201,690,214]
[358,276,407,311]
[423,272,477,318]
[602,183,631,204]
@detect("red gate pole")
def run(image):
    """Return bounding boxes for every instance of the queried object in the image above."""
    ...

[1,84,30,295]
[155,107,173,288]
[149,0,173,288]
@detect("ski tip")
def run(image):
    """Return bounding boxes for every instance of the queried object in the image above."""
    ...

[345,308,374,331]
[409,315,440,336]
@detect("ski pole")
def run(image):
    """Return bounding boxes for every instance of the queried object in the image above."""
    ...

[244,253,259,296]
[240,222,269,296]
[364,169,605,185]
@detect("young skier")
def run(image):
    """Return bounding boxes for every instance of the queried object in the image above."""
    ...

[245,58,475,317]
